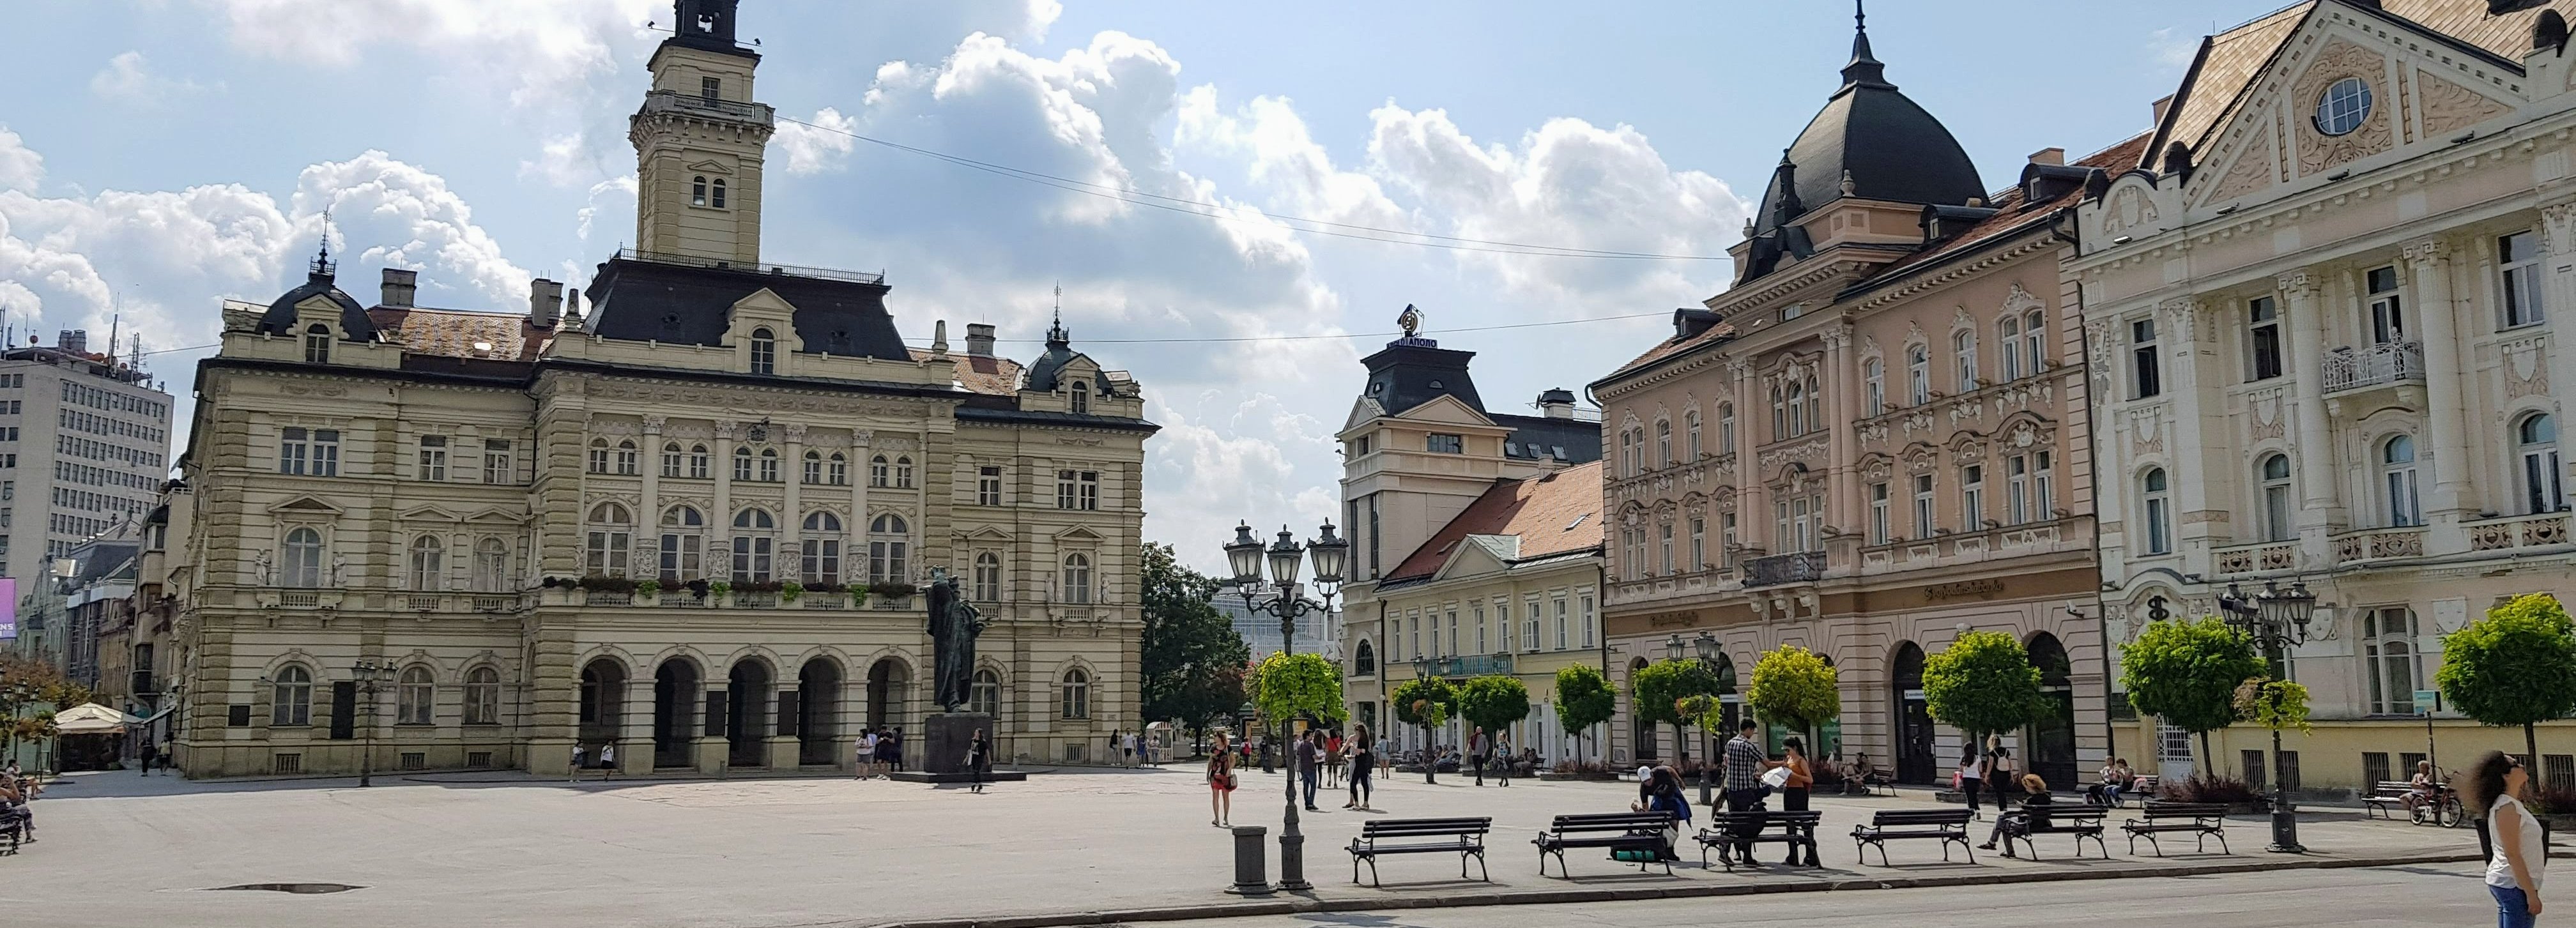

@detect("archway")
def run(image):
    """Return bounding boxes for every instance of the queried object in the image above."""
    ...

[2025,632,2079,790]
[866,658,910,733]
[798,658,843,766]
[578,658,628,747]
[728,658,772,766]
[1627,658,1657,763]
[652,658,700,768]
[1891,642,1935,784]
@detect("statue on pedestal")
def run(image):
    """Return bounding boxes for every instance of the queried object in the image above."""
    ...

[926,567,985,712]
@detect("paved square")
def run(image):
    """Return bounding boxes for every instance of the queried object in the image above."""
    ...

[0,766,2481,928]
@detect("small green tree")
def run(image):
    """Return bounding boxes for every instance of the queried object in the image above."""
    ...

[1390,676,1457,783]
[1139,543,1253,747]
[1748,645,1841,740]
[1554,664,1617,764]
[1455,674,1532,747]
[2120,616,2265,771]
[2234,678,2313,736]
[2439,593,2576,764]
[1923,631,2049,761]
[1252,652,1344,724]
[1632,658,1724,765]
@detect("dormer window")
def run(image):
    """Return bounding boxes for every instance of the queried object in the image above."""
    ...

[692,176,709,206]
[701,77,721,101]
[749,327,776,374]
[710,178,728,209]
[303,324,331,364]
[1070,380,1090,415]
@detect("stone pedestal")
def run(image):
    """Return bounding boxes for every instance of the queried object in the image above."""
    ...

[887,712,1027,783]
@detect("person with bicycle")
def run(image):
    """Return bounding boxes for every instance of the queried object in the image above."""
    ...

[2407,760,2441,814]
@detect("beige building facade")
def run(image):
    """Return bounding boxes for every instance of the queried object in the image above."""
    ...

[2080,0,2576,791]
[172,2,1155,779]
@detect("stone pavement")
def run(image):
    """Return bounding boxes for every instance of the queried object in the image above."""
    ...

[0,765,2485,928]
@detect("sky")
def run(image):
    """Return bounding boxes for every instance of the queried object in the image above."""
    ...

[0,0,2269,574]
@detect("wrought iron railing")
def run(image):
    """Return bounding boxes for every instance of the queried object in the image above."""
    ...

[1419,654,1515,677]
[1742,551,1825,587]
[640,89,774,124]
[615,248,886,285]
[2322,341,2425,393]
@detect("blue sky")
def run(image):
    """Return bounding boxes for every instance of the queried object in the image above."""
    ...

[0,0,2264,572]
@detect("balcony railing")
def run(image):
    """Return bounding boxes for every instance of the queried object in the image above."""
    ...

[639,89,775,125]
[2322,341,2425,394]
[1418,654,1516,678]
[1742,551,1825,588]
[615,248,886,285]
[2333,526,2426,564]
[2469,512,2572,552]
[2212,540,2299,575]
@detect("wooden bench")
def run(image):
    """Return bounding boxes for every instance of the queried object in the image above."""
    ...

[1851,808,1976,865]
[1694,810,1823,871]
[1532,812,1678,877]
[1999,805,2108,860]
[2361,780,2415,820]
[2122,802,2229,856]
[1346,816,1491,886]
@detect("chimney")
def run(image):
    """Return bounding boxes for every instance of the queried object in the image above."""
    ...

[2028,147,2066,167]
[930,320,950,356]
[1538,388,1577,420]
[528,278,564,328]
[59,330,86,354]
[2151,95,2175,127]
[966,323,996,357]
[380,268,418,308]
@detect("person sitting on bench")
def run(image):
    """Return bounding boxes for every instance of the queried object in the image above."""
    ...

[2086,758,2134,806]
[1979,773,2052,856]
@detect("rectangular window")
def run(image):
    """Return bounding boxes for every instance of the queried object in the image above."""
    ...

[977,466,1003,506]
[1961,464,1985,531]
[1056,470,1077,509]
[2034,450,2055,519]
[1522,600,1541,653]
[2247,296,2283,381]
[700,76,721,100]
[482,439,513,484]
[1553,598,1568,650]
[1657,523,1673,575]
[1869,482,1891,544]
[1579,594,1597,648]
[1078,471,1100,511]
[1912,473,1935,539]
[2368,266,2405,345]
[2006,456,2030,526]
[417,436,448,481]
[2502,231,2545,328]
[1425,433,1463,454]
[2131,317,2161,399]
[1688,516,1705,570]
[279,427,309,475]
[1720,514,1736,569]
[1473,605,1487,653]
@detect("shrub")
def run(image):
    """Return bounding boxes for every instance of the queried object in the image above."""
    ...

[2157,774,2263,805]
[708,580,733,597]
[871,581,920,599]
[780,581,806,602]
[576,575,638,594]
[634,579,662,598]
[2527,782,2576,816]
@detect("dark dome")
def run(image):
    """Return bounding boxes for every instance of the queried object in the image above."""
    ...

[256,252,378,342]
[1748,24,1984,239]
[1022,314,1081,393]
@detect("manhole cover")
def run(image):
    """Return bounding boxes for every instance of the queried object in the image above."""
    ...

[205,883,365,894]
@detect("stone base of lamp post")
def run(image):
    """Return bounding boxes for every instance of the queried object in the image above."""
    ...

[1225,825,1273,895]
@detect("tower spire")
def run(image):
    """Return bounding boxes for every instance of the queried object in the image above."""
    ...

[308,206,337,280]
[1047,284,1069,346]
[1841,0,1890,89]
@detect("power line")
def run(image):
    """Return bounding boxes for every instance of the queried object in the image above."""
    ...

[775,114,1731,262]
[951,310,1670,345]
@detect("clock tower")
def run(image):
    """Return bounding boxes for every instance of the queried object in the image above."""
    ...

[631,0,772,265]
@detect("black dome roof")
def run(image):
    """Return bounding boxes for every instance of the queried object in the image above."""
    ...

[256,252,378,342]
[1748,18,1984,240]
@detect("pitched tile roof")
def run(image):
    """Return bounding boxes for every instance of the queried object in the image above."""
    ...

[1603,321,1737,386]
[367,307,555,361]
[1384,460,1603,582]
[912,349,1025,395]
[2381,0,2574,61]
[1864,132,2153,284]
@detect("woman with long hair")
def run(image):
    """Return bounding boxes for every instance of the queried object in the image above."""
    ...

[1345,723,1377,812]
[1207,731,1238,827]
[2464,750,2547,927]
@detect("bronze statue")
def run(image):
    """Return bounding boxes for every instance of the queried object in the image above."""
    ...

[926,567,986,712]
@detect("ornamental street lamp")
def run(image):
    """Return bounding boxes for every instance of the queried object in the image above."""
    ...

[1221,520,1346,893]
[1669,631,1724,804]
[2220,579,2318,854]
[349,660,398,788]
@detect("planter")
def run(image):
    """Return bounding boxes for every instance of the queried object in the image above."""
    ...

[584,591,632,605]
[733,592,779,608]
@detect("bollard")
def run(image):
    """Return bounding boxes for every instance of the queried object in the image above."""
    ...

[1225,825,1273,895]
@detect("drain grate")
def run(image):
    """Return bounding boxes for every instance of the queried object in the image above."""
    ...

[206,883,365,894]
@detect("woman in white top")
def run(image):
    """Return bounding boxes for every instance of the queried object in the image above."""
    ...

[2468,750,2546,927]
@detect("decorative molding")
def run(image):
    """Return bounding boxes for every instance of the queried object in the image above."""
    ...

[2416,70,2510,139]
[2292,40,2393,176]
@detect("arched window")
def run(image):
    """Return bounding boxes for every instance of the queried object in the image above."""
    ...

[408,535,444,591]
[802,450,823,485]
[972,552,1002,601]
[1062,552,1093,604]
[586,503,632,577]
[1998,316,2023,382]
[970,669,1002,717]
[615,440,639,476]
[692,175,709,206]
[868,514,908,584]
[894,455,915,489]
[733,446,755,482]
[687,444,710,479]
[710,178,728,209]
[1655,419,1672,468]
[1952,330,1978,390]
[731,507,776,583]
[1771,383,1790,440]
[2365,607,2421,714]
[1863,358,1885,412]
[463,666,500,725]
[870,455,891,488]
[1907,345,1931,406]
[659,505,705,583]
[2023,309,2047,375]
[1684,411,1702,459]
[758,448,780,483]
[397,666,436,726]
[271,664,312,726]
[1718,404,1736,455]
[748,327,776,375]
[2382,435,2423,527]
[2520,413,2565,514]
[282,528,325,588]
[472,537,510,592]
[588,439,612,474]
[2259,454,2295,542]
[2140,468,2172,556]
[800,512,843,586]
[827,453,848,486]
[1354,640,1377,676]
[1804,374,1821,430]
[1060,667,1091,719]
[1616,430,1635,477]
[1071,379,1091,415]
[304,324,332,364]
[662,442,686,478]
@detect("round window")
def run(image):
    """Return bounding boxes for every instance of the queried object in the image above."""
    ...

[2315,77,2373,136]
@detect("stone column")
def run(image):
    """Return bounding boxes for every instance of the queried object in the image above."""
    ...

[620,676,654,776]
[767,686,801,769]
[2404,238,2475,533]
[713,421,737,582]
[640,416,664,582]
[526,619,578,776]
[2541,202,2576,499]
[2278,271,2342,558]
[1821,325,1858,540]
[1729,357,1767,559]
[783,423,806,584]
[2158,298,2217,560]
[695,687,728,776]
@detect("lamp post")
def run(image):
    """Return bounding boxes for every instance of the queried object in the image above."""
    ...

[2219,579,2317,854]
[1670,631,1724,805]
[349,660,397,788]
[1222,520,1346,894]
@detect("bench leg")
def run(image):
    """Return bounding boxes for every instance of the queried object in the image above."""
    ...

[1471,849,1490,882]
[1367,856,1382,887]
[1956,836,1975,865]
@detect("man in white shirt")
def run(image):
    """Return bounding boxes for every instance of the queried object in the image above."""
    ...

[857,731,880,779]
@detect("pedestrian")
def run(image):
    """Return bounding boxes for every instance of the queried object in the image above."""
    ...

[138,743,154,777]
[855,728,877,779]
[1296,729,1322,811]
[597,742,615,780]
[1957,742,1984,815]
[571,743,586,782]
[1979,773,2053,857]
[1346,723,1376,812]
[1630,766,1692,862]
[1721,719,1767,860]
[1491,731,1512,787]
[1323,730,1344,789]
[889,727,905,773]
[1207,731,1238,827]
[1983,735,2016,812]
[2464,750,2547,927]
[967,729,990,793]
[1121,729,1138,768]
[1468,726,1487,786]
[1777,736,1817,865]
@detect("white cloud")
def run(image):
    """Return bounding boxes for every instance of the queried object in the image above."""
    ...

[776,107,858,176]
[198,0,661,113]
[519,132,601,187]
[2147,27,2201,70]
[0,126,43,192]
[89,51,212,105]
[296,151,534,308]
[576,174,637,242]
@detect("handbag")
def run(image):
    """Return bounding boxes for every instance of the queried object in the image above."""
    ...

[1225,772,1238,789]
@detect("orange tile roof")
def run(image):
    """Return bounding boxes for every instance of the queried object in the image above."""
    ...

[1384,460,1604,582]
[1867,132,2153,282]
[2382,0,2575,60]
[368,307,554,361]
[912,349,1025,395]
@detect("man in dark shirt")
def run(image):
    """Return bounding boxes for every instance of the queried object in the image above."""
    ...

[1721,719,1768,858]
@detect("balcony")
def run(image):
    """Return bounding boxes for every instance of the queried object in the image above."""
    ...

[2333,526,2425,564]
[2322,342,2425,395]
[638,89,775,125]
[1741,551,1825,588]
[1419,654,1516,678]
[2212,540,2299,575]
[2469,512,2572,552]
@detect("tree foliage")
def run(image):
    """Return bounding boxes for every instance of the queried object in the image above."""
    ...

[1390,676,1457,730]
[1455,674,1531,736]
[2119,617,2262,738]
[1554,664,1616,760]
[2439,593,2576,761]
[1252,652,1344,723]
[1630,658,1724,728]
[2233,678,2313,735]
[1748,645,1840,734]
[1138,543,1252,734]
[1923,630,2048,740]
[0,655,89,710]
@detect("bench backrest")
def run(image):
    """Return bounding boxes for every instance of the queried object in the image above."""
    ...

[1705,810,1823,825]
[2140,802,2228,819]
[1548,812,1675,833]
[1361,817,1492,837]
[2025,805,2104,825]
[2373,780,2418,796]
[1871,809,1975,826]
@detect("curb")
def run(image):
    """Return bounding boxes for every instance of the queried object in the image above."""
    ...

[868,850,2487,928]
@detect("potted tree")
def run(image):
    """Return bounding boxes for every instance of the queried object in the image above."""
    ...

[1923,630,2048,803]
[1749,645,1843,789]
[1389,676,1456,784]
[1455,674,1531,782]
[2122,617,2266,796]
[1551,664,1616,779]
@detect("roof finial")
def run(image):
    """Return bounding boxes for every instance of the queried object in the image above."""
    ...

[308,206,337,280]
[1842,0,1889,89]
[1046,283,1069,346]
